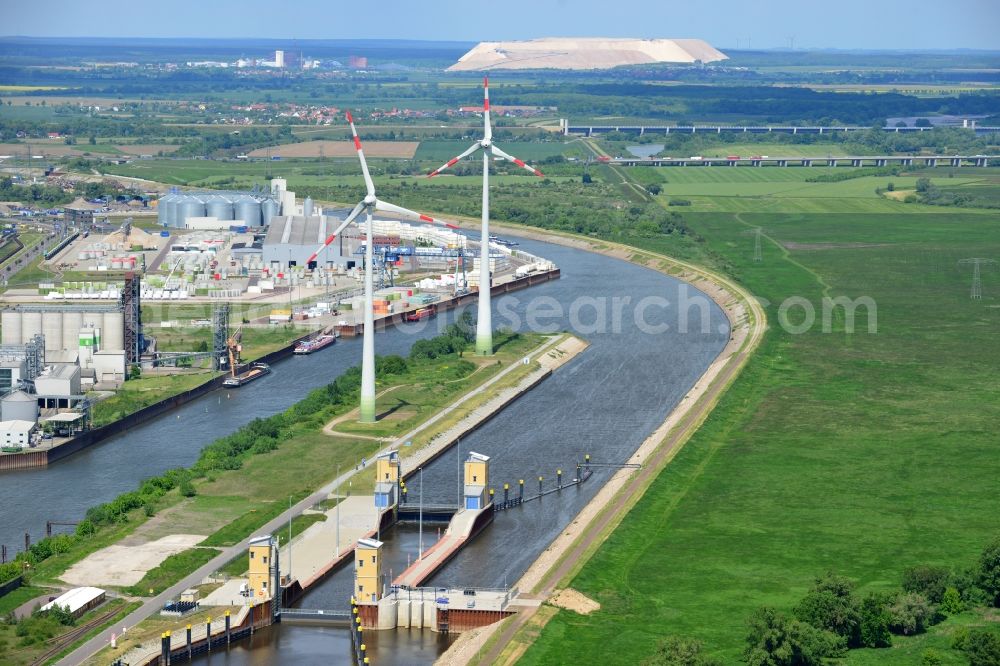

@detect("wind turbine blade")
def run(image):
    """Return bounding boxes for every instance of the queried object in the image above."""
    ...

[306,200,365,264]
[483,76,492,142]
[427,142,481,178]
[490,144,545,177]
[375,199,460,230]
[346,111,375,197]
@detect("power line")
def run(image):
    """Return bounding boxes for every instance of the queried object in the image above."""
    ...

[959,258,996,300]
[742,227,765,263]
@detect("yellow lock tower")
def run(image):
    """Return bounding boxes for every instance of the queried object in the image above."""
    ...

[463,451,491,510]
[354,537,384,603]
[374,450,399,509]
[247,535,276,601]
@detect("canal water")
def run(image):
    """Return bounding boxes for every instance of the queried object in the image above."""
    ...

[0,235,729,664]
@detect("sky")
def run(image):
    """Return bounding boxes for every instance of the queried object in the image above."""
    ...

[3,0,999,51]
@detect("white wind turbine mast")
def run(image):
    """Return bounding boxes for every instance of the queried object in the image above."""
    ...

[427,77,544,355]
[309,111,458,422]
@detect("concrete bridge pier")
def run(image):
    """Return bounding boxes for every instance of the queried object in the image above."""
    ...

[827,159,838,167]
[793,127,798,134]
[902,158,913,166]
[876,158,887,167]
[777,159,788,167]
[852,159,863,167]
[752,159,762,167]
[951,158,961,167]
[926,158,937,167]
[801,159,812,167]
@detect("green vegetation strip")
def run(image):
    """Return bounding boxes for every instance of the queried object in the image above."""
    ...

[123,548,220,597]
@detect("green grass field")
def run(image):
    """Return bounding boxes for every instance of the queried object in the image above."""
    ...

[518,167,1000,664]
[414,139,576,162]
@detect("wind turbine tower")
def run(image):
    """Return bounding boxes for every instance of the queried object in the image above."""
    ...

[428,77,545,355]
[309,112,457,422]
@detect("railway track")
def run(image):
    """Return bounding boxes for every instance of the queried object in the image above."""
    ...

[31,604,123,666]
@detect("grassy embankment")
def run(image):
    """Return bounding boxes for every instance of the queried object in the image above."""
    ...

[510,166,1000,664]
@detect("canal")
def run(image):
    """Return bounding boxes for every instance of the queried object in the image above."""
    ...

[1,234,729,664]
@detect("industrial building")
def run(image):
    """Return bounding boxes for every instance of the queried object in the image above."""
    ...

[40,587,106,618]
[0,420,35,448]
[35,364,82,402]
[262,212,353,270]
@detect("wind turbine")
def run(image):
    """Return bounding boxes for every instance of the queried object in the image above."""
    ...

[309,112,458,422]
[428,77,544,355]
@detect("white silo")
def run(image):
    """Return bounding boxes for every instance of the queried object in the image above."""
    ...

[62,311,83,350]
[42,311,63,353]
[177,195,207,228]
[158,193,178,227]
[1,390,38,423]
[261,197,279,226]
[235,196,262,227]
[103,311,125,351]
[1,311,22,345]
[22,311,42,348]
[206,194,235,221]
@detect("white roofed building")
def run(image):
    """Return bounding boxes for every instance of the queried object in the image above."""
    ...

[0,420,35,448]
[41,587,106,618]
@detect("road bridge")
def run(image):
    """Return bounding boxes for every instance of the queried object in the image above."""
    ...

[603,154,992,168]
[566,123,1000,137]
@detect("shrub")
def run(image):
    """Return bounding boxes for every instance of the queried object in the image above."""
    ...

[744,606,844,666]
[962,630,1000,666]
[921,648,943,665]
[902,565,950,604]
[888,592,934,635]
[794,573,861,646]
[940,587,964,615]
[668,198,691,206]
[858,592,892,648]
[644,635,721,665]
[978,536,1000,606]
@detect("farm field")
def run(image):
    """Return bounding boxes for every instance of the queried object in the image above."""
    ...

[414,139,578,162]
[517,167,1000,664]
[248,140,419,158]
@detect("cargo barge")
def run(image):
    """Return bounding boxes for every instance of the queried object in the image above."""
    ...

[222,362,271,387]
[404,307,436,322]
[293,333,338,355]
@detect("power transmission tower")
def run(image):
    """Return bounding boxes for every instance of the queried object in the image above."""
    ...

[959,258,996,300]
[742,228,765,263]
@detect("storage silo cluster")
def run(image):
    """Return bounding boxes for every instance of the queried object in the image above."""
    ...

[157,190,280,228]
[1,307,127,355]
